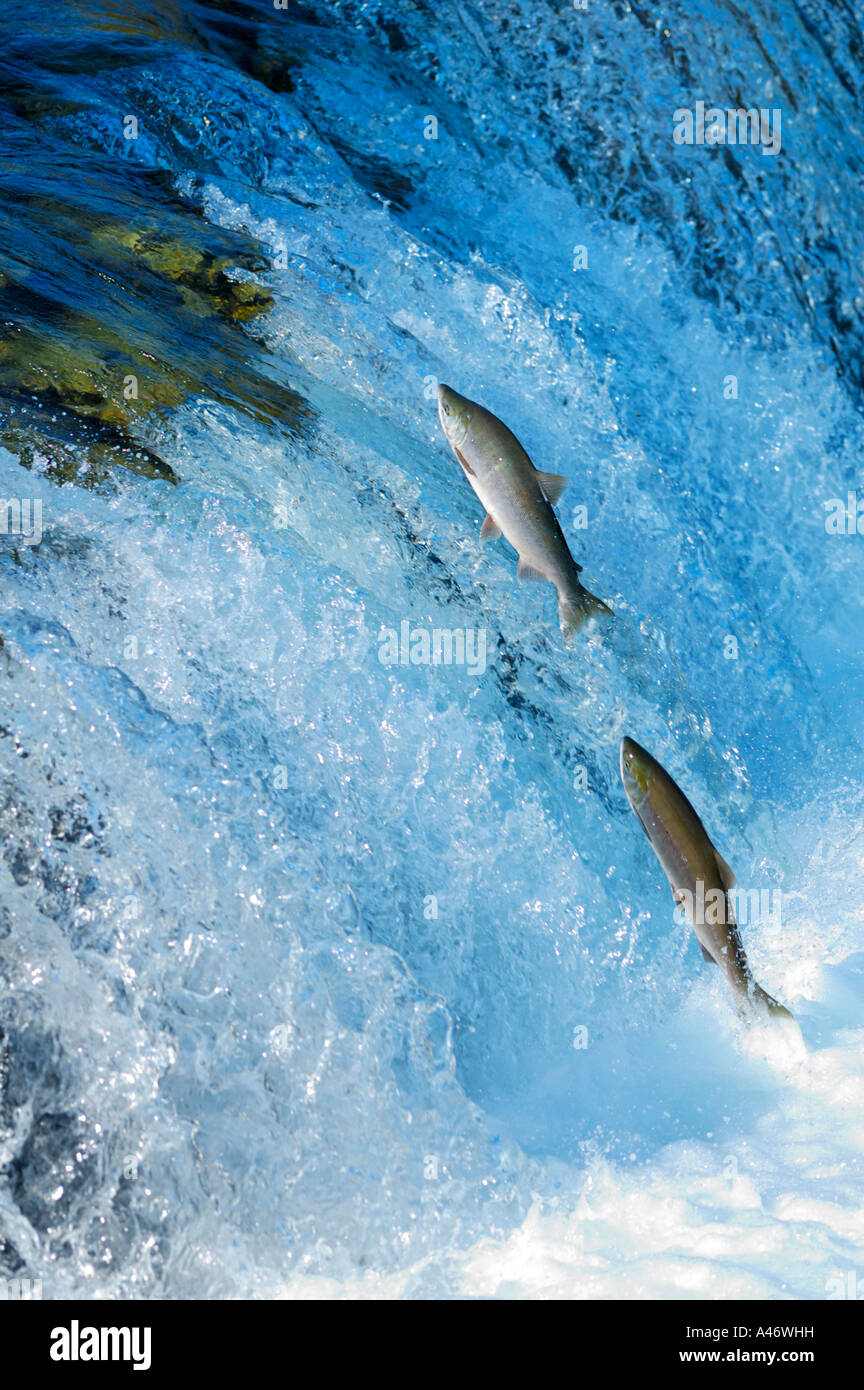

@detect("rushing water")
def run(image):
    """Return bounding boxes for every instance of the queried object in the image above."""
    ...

[0,0,863,1299]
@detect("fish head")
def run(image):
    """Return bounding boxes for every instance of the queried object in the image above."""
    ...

[620,736,653,811]
[437,383,474,452]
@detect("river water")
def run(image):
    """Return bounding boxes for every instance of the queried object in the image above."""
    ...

[1,0,863,1298]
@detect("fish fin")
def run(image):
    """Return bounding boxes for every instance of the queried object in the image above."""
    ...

[536,471,568,506]
[751,983,795,1023]
[480,512,501,541]
[454,447,475,476]
[714,849,736,891]
[559,585,614,633]
[517,557,547,582]
[699,942,716,965]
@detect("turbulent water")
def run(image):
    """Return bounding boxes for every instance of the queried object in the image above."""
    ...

[1,0,863,1299]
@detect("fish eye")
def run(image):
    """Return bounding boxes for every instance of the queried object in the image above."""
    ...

[443,402,451,415]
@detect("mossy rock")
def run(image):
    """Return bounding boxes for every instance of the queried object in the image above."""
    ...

[0,223,310,490]
[0,394,178,488]
[91,225,274,322]
[0,33,314,491]
[0,319,188,434]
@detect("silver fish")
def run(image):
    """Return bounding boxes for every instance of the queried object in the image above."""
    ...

[620,736,793,1024]
[437,384,612,632]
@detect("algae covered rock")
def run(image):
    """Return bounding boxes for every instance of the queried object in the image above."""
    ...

[0,207,310,489]
[0,35,313,491]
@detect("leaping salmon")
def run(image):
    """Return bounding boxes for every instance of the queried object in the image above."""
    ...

[437,384,612,633]
[619,736,793,1025]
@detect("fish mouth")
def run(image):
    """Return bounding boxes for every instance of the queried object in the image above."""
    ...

[437,382,470,449]
[437,382,459,418]
[437,382,453,410]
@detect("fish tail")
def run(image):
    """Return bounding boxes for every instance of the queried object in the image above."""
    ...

[749,982,795,1024]
[559,584,614,633]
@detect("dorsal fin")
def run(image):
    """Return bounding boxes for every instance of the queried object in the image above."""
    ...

[536,471,568,506]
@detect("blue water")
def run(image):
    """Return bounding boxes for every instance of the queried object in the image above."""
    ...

[1,0,863,1299]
